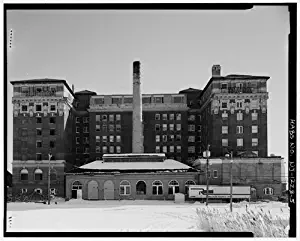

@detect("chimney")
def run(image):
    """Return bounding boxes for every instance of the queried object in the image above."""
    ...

[72,84,74,92]
[132,61,143,153]
[212,65,221,77]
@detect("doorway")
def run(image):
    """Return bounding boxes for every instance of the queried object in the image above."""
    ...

[104,180,114,200]
[88,180,99,200]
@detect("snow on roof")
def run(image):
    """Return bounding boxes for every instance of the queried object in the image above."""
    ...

[79,159,192,170]
[103,153,165,158]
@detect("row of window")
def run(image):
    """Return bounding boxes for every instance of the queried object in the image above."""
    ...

[95,124,121,132]
[20,188,57,195]
[93,96,185,105]
[21,104,57,112]
[72,180,196,196]
[77,146,122,154]
[221,138,259,147]
[95,114,121,122]
[155,145,196,153]
[19,168,57,181]
[221,125,258,134]
[222,111,258,121]
[36,140,56,148]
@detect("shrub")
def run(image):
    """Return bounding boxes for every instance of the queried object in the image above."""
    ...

[196,206,289,237]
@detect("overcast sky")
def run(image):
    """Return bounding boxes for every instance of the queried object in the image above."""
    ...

[7,6,289,172]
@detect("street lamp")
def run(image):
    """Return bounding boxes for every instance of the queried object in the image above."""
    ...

[225,151,233,212]
[48,149,52,205]
[203,144,210,206]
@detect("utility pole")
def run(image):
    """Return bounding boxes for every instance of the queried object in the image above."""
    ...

[230,151,233,212]
[48,149,52,205]
[205,144,210,206]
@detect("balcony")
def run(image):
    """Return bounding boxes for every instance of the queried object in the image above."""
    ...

[224,87,267,94]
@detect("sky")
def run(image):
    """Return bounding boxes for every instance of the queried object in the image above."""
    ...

[6,6,289,172]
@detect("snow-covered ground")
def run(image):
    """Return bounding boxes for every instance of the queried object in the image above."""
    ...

[6,199,289,232]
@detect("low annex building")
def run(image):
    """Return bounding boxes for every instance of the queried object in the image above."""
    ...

[65,154,199,200]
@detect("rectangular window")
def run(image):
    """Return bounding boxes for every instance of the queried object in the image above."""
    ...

[36,153,42,161]
[197,125,201,132]
[155,114,160,120]
[35,104,42,112]
[116,146,121,153]
[102,115,107,122]
[237,138,243,147]
[155,146,160,153]
[188,115,195,121]
[83,127,89,133]
[162,124,167,131]
[109,125,114,132]
[96,115,100,122]
[50,129,55,136]
[21,105,28,112]
[197,136,201,142]
[109,146,114,153]
[221,102,227,109]
[222,139,228,146]
[124,97,133,104]
[83,117,89,123]
[102,136,107,142]
[176,124,181,131]
[252,138,258,146]
[84,147,89,154]
[163,146,167,153]
[222,112,228,119]
[116,135,121,142]
[36,128,42,136]
[162,114,168,121]
[116,125,121,132]
[236,101,243,108]
[156,135,160,142]
[173,96,184,103]
[176,135,181,141]
[116,114,121,121]
[96,146,101,153]
[76,117,80,123]
[252,125,258,133]
[176,113,181,121]
[188,136,195,142]
[96,136,100,143]
[170,146,174,153]
[176,146,181,153]
[162,135,167,142]
[169,124,174,131]
[50,105,56,111]
[50,117,56,124]
[188,146,195,153]
[213,170,218,178]
[110,136,114,142]
[96,124,101,131]
[83,137,89,144]
[76,137,80,144]
[237,112,243,121]
[76,127,80,133]
[169,114,174,120]
[102,125,107,132]
[36,140,42,148]
[155,124,160,132]
[142,97,151,104]
[188,125,195,132]
[50,140,55,148]
[112,97,122,105]
[76,148,80,154]
[169,135,174,142]
[36,117,42,124]
[154,96,163,103]
[236,126,243,134]
[222,126,228,134]
[103,146,107,153]
[109,115,114,122]
[252,112,258,121]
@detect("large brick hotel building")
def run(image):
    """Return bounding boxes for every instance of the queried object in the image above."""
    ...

[11,63,284,199]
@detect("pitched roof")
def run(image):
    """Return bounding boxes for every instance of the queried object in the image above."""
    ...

[74,159,195,171]
[75,90,97,95]
[179,88,202,93]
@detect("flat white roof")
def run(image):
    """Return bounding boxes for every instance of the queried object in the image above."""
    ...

[79,159,192,170]
[103,153,166,158]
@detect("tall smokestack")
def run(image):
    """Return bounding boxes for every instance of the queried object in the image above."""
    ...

[132,61,143,153]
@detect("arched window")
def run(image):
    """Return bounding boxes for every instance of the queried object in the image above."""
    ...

[20,169,28,181]
[34,169,43,181]
[185,180,196,194]
[120,180,131,195]
[263,187,274,195]
[168,180,179,195]
[136,181,146,195]
[34,188,43,194]
[152,180,163,195]
[72,181,83,190]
